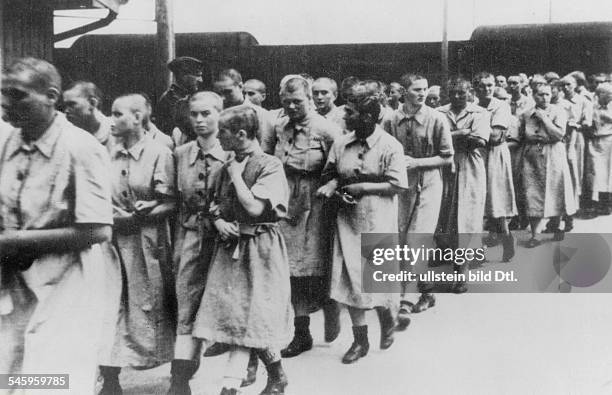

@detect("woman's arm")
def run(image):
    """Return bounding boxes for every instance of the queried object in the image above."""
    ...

[342,181,397,198]
[0,223,111,257]
[410,155,454,170]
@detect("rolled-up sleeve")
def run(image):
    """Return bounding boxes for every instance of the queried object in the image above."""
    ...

[153,147,177,198]
[490,101,512,129]
[250,157,289,218]
[73,141,113,225]
[434,113,454,157]
[383,142,408,189]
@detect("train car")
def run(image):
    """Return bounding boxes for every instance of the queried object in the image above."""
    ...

[470,22,612,77]
[53,22,612,110]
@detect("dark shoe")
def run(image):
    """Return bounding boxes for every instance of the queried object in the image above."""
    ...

[396,301,412,331]
[99,381,123,395]
[241,349,258,387]
[281,316,313,358]
[577,209,598,220]
[342,325,369,364]
[502,234,515,262]
[508,218,520,231]
[204,342,231,357]
[482,233,501,247]
[280,333,313,358]
[322,300,341,343]
[167,380,191,395]
[411,293,436,313]
[220,388,239,395]
[525,238,541,248]
[98,366,122,395]
[259,361,288,395]
[167,359,198,395]
[564,217,574,233]
[452,282,468,294]
[342,342,369,364]
[376,307,395,350]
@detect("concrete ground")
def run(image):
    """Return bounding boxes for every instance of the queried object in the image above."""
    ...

[116,214,612,395]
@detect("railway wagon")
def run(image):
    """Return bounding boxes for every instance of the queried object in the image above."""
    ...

[53,22,612,110]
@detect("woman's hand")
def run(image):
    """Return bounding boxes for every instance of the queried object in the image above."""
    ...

[214,219,239,240]
[405,155,418,170]
[227,158,248,182]
[133,200,158,217]
[316,179,339,198]
[341,183,364,198]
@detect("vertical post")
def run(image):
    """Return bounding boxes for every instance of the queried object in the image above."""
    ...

[548,0,553,23]
[0,0,4,71]
[155,0,175,99]
[441,0,449,84]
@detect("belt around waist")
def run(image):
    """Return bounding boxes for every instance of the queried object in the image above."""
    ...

[238,222,279,235]
[489,138,507,147]
[284,166,322,177]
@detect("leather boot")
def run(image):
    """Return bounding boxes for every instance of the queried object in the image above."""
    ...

[396,301,412,331]
[204,342,231,357]
[342,325,369,364]
[241,349,258,387]
[411,293,436,313]
[375,307,395,350]
[281,316,313,358]
[322,299,341,342]
[167,359,198,395]
[98,366,122,395]
[502,233,515,262]
[259,361,288,395]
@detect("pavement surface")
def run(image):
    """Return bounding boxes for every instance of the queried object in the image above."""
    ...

[115,214,612,395]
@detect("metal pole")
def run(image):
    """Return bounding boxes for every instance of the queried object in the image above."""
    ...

[155,0,175,99]
[548,0,553,23]
[441,0,449,84]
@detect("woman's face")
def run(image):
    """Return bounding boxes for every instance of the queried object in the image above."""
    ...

[475,76,495,101]
[533,85,552,109]
[449,84,469,109]
[404,79,428,106]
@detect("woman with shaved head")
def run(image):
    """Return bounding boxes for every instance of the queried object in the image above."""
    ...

[97,93,177,394]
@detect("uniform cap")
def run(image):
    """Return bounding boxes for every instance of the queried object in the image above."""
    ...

[167,56,203,74]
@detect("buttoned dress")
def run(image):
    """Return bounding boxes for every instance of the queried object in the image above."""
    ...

[389,105,453,235]
[109,135,176,368]
[0,113,113,394]
[586,104,612,200]
[519,107,576,217]
[174,140,230,335]
[509,95,534,190]
[482,98,517,218]
[271,112,341,278]
[437,104,491,233]
[559,95,594,200]
[193,148,293,350]
[324,126,407,309]
[321,105,347,131]
[269,112,341,309]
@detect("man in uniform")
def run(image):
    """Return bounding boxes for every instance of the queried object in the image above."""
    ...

[155,56,203,136]
[0,57,113,394]
[63,80,114,149]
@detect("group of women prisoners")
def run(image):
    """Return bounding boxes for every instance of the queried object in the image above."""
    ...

[2,56,612,395]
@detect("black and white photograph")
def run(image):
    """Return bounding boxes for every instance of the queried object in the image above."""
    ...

[2,0,612,394]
